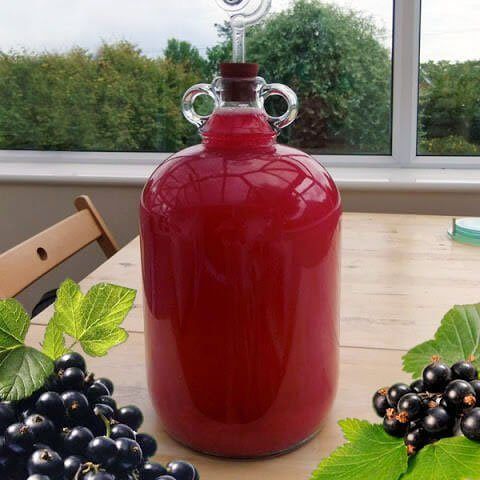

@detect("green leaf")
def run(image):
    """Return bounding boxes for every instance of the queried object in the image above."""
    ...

[311,419,408,480]
[52,278,84,339]
[339,418,370,442]
[42,319,69,360]
[401,436,480,480]
[0,299,30,351]
[402,340,440,378]
[53,279,136,357]
[0,346,54,401]
[403,303,480,377]
[0,300,54,400]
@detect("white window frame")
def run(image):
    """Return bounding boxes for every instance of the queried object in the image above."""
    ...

[0,0,478,170]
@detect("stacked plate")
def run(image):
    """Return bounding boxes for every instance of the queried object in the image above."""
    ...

[448,218,480,246]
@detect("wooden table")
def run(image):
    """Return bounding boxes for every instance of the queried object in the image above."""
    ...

[32,213,480,479]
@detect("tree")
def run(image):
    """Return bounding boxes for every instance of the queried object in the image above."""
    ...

[164,39,207,77]
[419,61,480,155]
[207,0,392,153]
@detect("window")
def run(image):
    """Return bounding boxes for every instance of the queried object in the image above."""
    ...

[417,0,480,157]
[256,0,394,155]
[0,0,478,168]
[0,0,394,155]
[307,0,394,155]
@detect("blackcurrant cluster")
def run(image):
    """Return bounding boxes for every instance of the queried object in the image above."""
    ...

[0,352,200,480]
[373,357,480,455]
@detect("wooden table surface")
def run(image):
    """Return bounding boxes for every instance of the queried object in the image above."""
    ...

[31,212,480,479]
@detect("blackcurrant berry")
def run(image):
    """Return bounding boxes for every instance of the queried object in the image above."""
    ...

[452,360,478,382]
[439,397,454,412]
[116,405,144,431]
[408,418,423,432]
[387,383,411,408]
[59,367,85,391]
[444,379,476,412]
[84,473,116,480]
[5,422,34,454]
[94,403,115,421]
[167,460,200,480]
[25,415,56,445]
[0,453,13,475]
[422,407,454,435]
[91,416,113,438]
[117,474,135,480]
[0,403,17,434]
[86,382,110,403]
[136,433,157,457]
[63,455,84,479]
[62,426,94,456]
[139,461,168,480]
[397,393,424,422]
[27,475,51,480]
[461,407,480,441]
[410,379,425,394]
[471,380,480,399]
[383,415,408,437]
[93,395,117,411]
[157,477,177,480]
[95,378,114,395]
[4,456,26,478]
[372,388,389,417]
[115,438,143,470]
[21,408,37,421]
[55,352,86,373]
[35,392,65,426]
[61,391,90,424]
[27,449,64,479]
[85,436,117,468]
[111,423,136,440]
[0,437,7,456]
[404,428,427,455]
[18,395,40,411]
[423,360,452,392]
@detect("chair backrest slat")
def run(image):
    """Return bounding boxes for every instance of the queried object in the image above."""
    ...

[0,196,118,299]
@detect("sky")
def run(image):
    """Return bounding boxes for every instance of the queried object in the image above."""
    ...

[0,0,478,62]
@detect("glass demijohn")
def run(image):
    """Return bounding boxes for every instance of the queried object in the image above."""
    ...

[140,0,342,457]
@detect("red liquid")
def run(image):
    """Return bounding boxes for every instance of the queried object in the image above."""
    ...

[140,108,341,457]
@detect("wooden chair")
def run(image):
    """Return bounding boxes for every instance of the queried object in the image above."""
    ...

[0,195,119,299]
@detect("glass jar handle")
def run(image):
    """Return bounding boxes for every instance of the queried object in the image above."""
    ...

[182,84,218,128]
[260,83,299,131]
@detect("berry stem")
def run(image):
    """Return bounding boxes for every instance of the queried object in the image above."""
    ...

[99,413,112,438]
[73,462,85,480]
[80,462,100,476]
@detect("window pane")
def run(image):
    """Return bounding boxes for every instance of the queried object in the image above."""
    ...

[418,0,480,156]
[261,0,394,155]
[0,0,393,154]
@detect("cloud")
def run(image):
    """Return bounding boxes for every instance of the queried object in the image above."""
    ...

[0,0,478,61]
[1,0,224,55]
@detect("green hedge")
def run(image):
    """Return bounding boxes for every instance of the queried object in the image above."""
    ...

[0,42,198,152]
[0,0,478,155]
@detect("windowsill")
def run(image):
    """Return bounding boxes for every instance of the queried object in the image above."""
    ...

[1,160,480,193]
